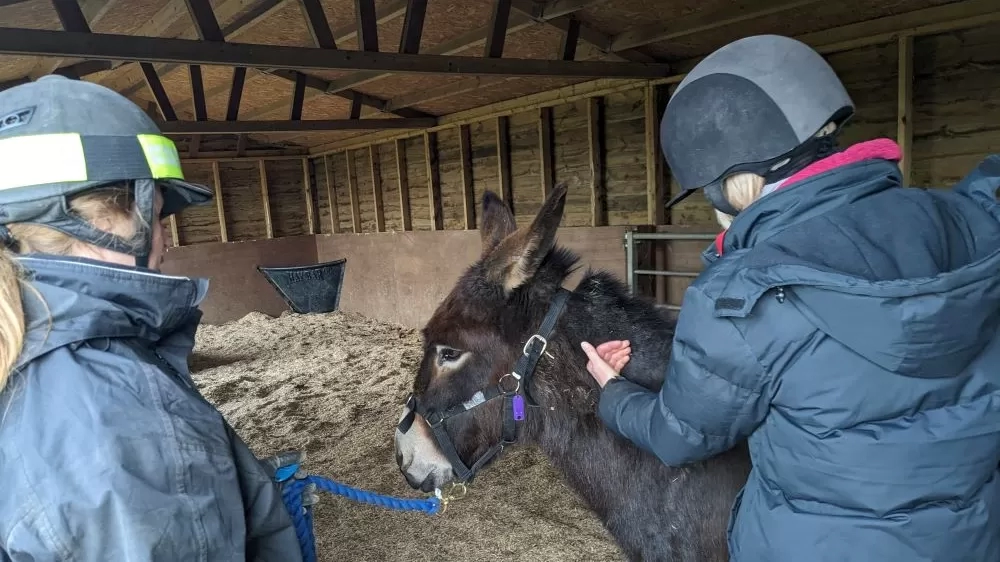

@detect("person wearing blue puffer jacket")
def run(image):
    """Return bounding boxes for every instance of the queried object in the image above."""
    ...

[581,34,1000,562]
[0,75,312,561]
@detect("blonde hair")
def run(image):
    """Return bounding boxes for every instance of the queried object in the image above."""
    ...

[0,185,143,392]
[714,122,840,229]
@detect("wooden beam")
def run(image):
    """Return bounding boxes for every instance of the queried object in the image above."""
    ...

[319,0,637,94]
[424,132,443,230]
[587,96,605,227]
[290,71,308,120]
[484,0,512,58]
[226,67,246,121]
[356,0,380,52]
[51,0,91,32]
[188,134,201,157]
[459,124,476,229]
[236,134,248,156]
[368,146,386,232]
[611,0,823,53]
[559,17,580,60]
[323,155,341,234]
[0,29,672,78]
[897,34,914,186]
[211,161,228,242]
[299,0,337,49]
[509,0,656,63]
[345,151,362,233]
[496,116,513,209]
[36,0,116,76]
[398,0,427,54]
[168,215,181,246]
[349,91,363,119]
[258,160,274,238]
[183,0,224,40]
[303,158,317,234]
[395,139,412,231]
[644,83,665,225]
[539,106,554,198]
[189,65,208,120]
[181,150,308,163]
[139,63,177,121]
[157,118,437,134]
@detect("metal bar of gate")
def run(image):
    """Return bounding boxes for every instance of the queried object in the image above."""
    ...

[624,230,717,310]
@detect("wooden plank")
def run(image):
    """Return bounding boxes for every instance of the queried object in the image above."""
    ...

[258,159,274,238]
[322,155,341,234]
[398,0,427,54]
[157,118,437,134]
[897,34,914,186]
[182,0,224,40]
[139,63,177,121]
[509,0,653,63]
[226,67,246,121]
[211,161,228,242]
[496,116,513,208]
[168,214,180,246]
[611,0,822,52]
[299,0,337,49]
[345,151,362,233]
[52,0,92,32]
[302,157,316,234]
[424,132,443,231]
[539,106,554,198]
[459,124,475,229]
[368,145,386,232]
[290,71,307,120]
[236,134,248,155]
[395,139,412,231]
[355,0,379,52]
[484,0,512,58]
[645,83,665,225]
[559,17,580,60]
[188,65,207,120]
[587,96,606,227]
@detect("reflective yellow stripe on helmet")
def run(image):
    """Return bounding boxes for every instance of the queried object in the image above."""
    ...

[137,133,184,179]
[0,133,88,191]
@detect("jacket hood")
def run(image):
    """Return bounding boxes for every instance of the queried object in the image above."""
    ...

[711,152,1000,378]
[14,254,208,369]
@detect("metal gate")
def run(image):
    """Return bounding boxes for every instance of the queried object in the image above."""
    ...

[623,230,716,311]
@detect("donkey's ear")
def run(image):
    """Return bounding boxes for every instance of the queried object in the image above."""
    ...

[482,183,567,292]
[480,190,516,255]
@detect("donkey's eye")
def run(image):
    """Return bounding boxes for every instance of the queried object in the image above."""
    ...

[438,347,463,363]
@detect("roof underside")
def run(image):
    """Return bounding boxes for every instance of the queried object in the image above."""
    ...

[0,0,967,152]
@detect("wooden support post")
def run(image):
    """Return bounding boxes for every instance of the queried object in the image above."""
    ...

[539,106,554,198]
[496,115,513,209]
[459,124,475,229]
[345,150,362,233]
[368,145,386,232]
[168,215,180,247]
[424,132,443,230]
[257,159,274,238]
[395,139,412,231]
[897,33,914,186]
[211,160,228,242]
[587,96,606,227]
[644,82,665,225]
[323,155,341,234]
[302,157,316,234]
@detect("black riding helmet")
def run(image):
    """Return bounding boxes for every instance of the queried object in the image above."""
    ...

[661,34,856,217]
[0,75,213,268]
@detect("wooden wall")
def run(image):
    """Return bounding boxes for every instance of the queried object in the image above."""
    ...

[167,21,1000,309]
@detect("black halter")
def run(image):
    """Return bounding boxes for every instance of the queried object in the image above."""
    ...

[397,289,571,484]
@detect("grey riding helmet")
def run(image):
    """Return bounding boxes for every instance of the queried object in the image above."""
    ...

[661,34,855,217]
[0,75,213,268]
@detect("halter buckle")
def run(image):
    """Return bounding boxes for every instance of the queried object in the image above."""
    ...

[523,334,547,356]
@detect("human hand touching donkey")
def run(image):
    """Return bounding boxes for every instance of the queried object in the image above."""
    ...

[580,339,631,388]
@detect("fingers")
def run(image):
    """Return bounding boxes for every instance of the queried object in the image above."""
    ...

[595,340,629,354]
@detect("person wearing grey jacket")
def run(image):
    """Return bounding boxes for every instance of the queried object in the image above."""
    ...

[0,75,307,561]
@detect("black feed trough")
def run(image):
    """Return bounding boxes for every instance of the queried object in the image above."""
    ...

[256,258,347,314]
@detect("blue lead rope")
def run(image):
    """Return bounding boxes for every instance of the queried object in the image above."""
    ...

[276,463,442,562]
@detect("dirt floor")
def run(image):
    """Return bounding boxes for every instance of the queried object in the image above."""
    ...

[191,310,623,562]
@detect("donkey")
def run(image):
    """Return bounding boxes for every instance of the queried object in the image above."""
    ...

[394,184,752,561]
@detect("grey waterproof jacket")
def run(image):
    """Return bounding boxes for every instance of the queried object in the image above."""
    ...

[0,256,303,562]
[599,143,1000,562]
